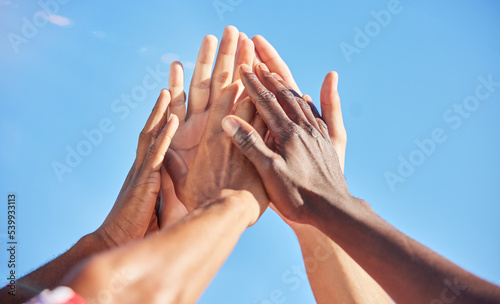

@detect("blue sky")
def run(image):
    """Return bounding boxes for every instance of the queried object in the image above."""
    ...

[1,0,499,303]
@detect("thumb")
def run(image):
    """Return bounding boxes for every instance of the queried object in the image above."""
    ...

[222,115,277,174]
[163,149,188,197]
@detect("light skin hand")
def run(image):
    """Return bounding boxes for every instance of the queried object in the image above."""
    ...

[157,27,256,225]
[165,82,268,223]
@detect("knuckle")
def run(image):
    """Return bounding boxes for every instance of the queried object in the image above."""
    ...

[193,78,211,90]
[275,88,294,100]
[215,71,231,84]
[236,129,258,151]
[256,90,276,104]
[138,130,148,143]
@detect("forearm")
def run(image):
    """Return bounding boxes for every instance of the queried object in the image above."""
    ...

[294,224,393,304]
[315,197,500,304]
[68,190,258,304]
[0,233,107,303]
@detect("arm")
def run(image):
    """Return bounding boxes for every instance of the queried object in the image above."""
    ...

[253,36,392,303]
[225,64,500,304]
[0,234,106,303]
[65,66,269,303]
[64,190,259,304]
[1,90,180,303]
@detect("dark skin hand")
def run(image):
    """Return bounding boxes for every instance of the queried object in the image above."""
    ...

[223,64,500,304]
[165,82,269,223]
[222,64,354,224]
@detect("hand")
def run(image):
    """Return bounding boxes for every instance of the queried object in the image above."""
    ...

[165,82,269,226]
[253,35,346,170]
[252,35,347,228]
[223,64,352,225]
[157,26,256,224]
[94,90,179,247]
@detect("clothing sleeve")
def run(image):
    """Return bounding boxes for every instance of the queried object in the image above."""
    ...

[24,286,87,304]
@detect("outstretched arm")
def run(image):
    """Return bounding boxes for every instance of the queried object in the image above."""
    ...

[1,90,179,303]
[252,36,392,303]
[65,80,269,304]
[63,190,259,304]
[225,64,500,304]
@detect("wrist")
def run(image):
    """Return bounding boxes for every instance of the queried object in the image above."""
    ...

[203,190,261,227]
[88,228,118,252]
[309,194,375,235]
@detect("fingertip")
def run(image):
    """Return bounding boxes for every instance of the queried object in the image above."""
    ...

[256,63,270,72]
[168,113,179,125]
[302,94,312,102]
[159,88,171,101]
[252,35,266,45]
[325,71,339,90]
[203,34,218,47]
[222,116,241,137]
[239,32,249,40]
[225,25,239,35]
[240,64,252,73]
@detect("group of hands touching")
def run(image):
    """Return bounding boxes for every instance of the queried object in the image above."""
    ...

[8,26,500,304]
[79,25,360,301]
[96,25,349,245]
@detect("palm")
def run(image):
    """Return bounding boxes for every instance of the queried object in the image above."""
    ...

[157,26,256,227]
[170,112,209,167]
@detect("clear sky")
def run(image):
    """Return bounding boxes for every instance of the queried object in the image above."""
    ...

[1,0,499,303]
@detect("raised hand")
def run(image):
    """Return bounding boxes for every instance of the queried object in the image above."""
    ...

[223,64,353,225]
[157,26,256,226]
[94,90,179,247]
[164,82,268,225]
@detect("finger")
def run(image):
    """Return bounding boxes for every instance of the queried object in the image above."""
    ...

[222,115,278,175]
[208,26,239,107]
[320,71,347,172]
[239,64,290,133]
[168,61,186,123]
[233,97,256,123]
[320,72,346,144]
[271,73,320,130]
[163,148,189,196]
[205,82,242,134]
[254,65,307,125]
[252,113,268,139]
[141,114,179,174]
[252,35,301,94]
[137,89,171,162]
[233,38,255,82]
[187,35,218,118]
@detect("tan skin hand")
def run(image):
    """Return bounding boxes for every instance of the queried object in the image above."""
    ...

[157,26,256,225]
[165,82,269,224]
[94,89,179,248]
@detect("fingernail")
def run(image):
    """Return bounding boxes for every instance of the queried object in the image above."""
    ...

[240,64,251,73]
[257,63,269,72]
[222,117,240,137]
[272,73,283,81]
